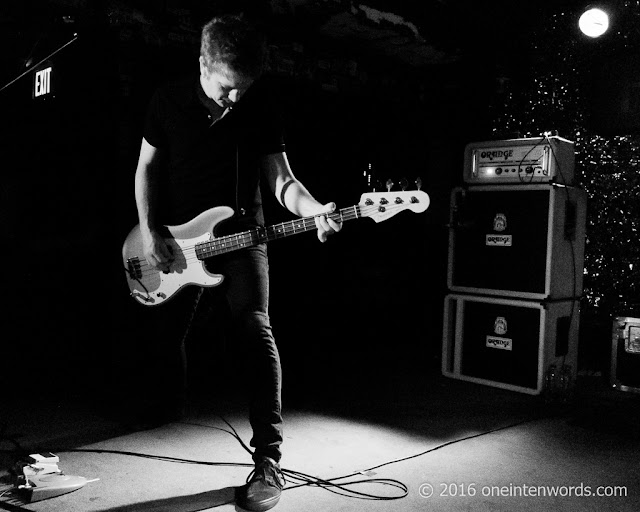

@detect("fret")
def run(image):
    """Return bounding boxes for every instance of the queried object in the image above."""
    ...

[264,225,276,242]
[256,226,268,244]
[195,203,372,261]
[274,223,286,237]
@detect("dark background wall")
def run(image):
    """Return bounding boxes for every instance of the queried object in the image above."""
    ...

[1,0,638,402]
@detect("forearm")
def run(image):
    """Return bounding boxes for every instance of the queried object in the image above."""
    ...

[134,165,157,234]
[264,152,325,217]
[264,151,341,242]
[277,178,325,218]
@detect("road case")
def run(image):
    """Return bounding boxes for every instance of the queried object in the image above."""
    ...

[611,317,640,394]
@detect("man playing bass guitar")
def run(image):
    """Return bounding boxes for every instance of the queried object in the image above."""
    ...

[132,13,341,512]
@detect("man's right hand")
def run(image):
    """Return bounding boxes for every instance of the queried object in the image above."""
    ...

[141,229,174,271]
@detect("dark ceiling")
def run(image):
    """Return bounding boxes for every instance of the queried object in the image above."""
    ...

[266,0,543,67]
[268,0,586,67]
[0,0,608,105]
[0,0,563,72]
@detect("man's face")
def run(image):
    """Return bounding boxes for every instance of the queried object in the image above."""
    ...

[199,57,254,109]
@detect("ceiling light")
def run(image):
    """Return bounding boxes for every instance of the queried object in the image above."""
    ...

[579,7,610,38]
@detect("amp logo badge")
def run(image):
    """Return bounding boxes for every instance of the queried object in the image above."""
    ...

[486,316,512,351]
[493,213,507,232]
[494,317,508,335]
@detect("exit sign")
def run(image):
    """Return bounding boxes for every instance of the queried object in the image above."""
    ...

[33,65,53,99]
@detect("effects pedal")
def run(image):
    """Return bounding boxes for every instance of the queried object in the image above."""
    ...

[13,452,98,503]
[23,474,90,503]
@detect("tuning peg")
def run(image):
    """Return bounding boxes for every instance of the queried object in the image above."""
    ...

[399,178,408,191]
[415,177,422,190]
[385,179,394,192]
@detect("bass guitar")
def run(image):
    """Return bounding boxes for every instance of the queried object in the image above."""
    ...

[123,190,430,306]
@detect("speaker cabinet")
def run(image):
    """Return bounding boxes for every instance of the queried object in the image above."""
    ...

[442,294,579,395]
[611,317,640,394]
[447,184,587,300]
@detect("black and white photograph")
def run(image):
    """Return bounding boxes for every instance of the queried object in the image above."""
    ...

[0,1,638,511]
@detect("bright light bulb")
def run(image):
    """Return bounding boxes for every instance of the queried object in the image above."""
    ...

[579,8,609,38]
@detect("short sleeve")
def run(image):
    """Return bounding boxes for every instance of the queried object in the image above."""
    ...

[143,90,168,149]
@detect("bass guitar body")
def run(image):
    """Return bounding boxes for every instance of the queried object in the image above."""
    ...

[123,207,234,306]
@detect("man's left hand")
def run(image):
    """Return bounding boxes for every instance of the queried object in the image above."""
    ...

[314,202,342,243]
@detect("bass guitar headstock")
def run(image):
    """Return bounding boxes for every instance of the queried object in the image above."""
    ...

[358,185,430,223]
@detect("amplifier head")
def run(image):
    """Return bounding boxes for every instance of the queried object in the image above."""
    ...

[463,136,575,185]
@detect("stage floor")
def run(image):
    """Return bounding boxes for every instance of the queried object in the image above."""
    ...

[1,369,639,512]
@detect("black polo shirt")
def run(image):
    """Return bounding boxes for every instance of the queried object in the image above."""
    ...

[143,74,285,229]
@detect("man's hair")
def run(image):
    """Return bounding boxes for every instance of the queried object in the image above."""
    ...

[200,14,266,78]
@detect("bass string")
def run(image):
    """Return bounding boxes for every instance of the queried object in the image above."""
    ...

[131,202,412,278]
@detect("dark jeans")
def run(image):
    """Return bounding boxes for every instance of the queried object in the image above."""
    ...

[133,244,283,463]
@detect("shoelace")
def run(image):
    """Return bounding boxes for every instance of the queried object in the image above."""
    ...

[246,461,286,488]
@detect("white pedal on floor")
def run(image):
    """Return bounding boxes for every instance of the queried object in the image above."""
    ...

[14,453,98,503]
[24,474,90,502]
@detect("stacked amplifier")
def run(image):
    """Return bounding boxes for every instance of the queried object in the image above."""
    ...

[442,136,587,395]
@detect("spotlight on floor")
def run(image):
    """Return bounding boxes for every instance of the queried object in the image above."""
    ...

[579,7,610,38]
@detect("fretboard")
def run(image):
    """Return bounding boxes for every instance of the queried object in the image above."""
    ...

[194,205,360,260]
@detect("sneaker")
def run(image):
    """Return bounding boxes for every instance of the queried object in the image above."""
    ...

[236,457,285,511]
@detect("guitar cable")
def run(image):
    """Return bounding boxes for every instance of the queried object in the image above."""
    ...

[0,413,544,504]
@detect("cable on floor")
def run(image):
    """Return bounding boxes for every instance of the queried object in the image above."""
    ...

[1,413,544,503]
